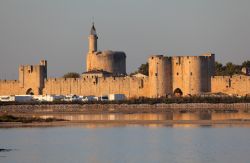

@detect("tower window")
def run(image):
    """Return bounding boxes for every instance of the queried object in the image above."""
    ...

[28,66,33,73]
[140,79,144,88]
[177,73,179,76]
[190,72,192,76]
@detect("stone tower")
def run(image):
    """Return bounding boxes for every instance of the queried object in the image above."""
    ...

[86,23,98,72]
[171,53,215,95]
[18,60,47,95]
[86,23,126,75]
[148,53,215,97]
[88,23,98,53]
[148,55,172,98]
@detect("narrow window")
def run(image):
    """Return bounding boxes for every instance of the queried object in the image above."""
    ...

[140,79,144,88]
[229,79,231,88]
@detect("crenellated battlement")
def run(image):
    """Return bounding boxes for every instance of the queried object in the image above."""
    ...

[42,75,149,98]
[212,75,250,95]
[0,80,19,84]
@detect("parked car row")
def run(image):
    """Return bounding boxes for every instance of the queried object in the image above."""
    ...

[0,94,126,102]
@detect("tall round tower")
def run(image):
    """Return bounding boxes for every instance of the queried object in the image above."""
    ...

[88,23,98,53]
[148,55,172,98]
[86,23,126,75]
[87,23,98,71]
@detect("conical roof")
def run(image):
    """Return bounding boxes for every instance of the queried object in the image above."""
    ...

[90,23,97,35]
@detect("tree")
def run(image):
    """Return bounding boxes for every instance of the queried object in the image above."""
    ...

[225,62,242,75]
[131,62,149,76]
[63,72,80,78]
[215,61,224,75]
[138,62,149,76]
[225,62,235,76]
[215,61,242,76]
[242,60,250,68]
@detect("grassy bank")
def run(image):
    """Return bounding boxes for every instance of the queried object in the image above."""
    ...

[0,114,65,123]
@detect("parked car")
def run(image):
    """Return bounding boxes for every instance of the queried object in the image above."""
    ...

[82,96,96,102]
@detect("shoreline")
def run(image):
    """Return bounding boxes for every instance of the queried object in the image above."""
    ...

[1,103,250,128]
[0,103,250,114]
[1,119,250,128]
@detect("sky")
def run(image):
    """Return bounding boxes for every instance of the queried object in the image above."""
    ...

[0,0,249,79]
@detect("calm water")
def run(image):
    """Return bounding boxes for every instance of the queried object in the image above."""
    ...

[1,125,250,163]
[38,111,250,121]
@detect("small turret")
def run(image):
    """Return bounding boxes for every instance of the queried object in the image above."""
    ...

[88,23,98,53]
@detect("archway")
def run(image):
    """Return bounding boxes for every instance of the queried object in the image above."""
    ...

[26,88,34,95]
[174,88,183,97]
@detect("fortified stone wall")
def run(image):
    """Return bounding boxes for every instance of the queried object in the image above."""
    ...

[211,75,250,96]
[43,76,149,98]
[3,24,248,98]
[0,80,23,95]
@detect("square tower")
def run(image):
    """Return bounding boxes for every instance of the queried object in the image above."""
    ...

[18,60,47,95]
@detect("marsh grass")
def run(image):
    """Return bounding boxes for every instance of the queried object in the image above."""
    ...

[0,114,65,123]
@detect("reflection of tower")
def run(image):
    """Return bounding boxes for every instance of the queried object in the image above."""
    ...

[189,59,191,94]
[156,62,159,97]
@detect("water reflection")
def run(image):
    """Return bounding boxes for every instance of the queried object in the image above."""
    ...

[39,111,250,121]
[2,126,250,163]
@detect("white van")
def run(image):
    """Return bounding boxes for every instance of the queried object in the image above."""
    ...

[108,94,125,101]
[0,96,15,102]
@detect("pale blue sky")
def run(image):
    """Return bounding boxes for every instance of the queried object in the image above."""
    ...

[0,0,249,79]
